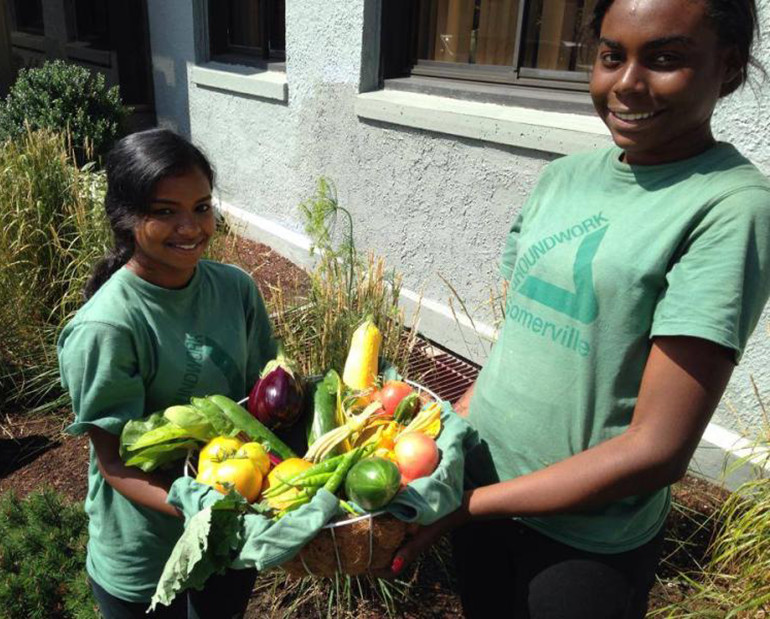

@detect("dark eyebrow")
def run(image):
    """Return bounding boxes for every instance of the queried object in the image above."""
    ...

[151,194,212,206]
[599,37,622,49]
[644,35,695,48]
[598,35,694,49]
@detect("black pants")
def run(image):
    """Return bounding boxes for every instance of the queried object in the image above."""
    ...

[89,568,258,619]
[451,519,664,619]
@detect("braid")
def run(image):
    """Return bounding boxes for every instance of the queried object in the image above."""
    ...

[83,230,135,301]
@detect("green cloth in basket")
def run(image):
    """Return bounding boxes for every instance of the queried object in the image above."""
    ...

[386,402,478,525]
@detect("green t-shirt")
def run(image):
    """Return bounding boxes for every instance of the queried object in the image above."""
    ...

[58,260,276,602]
[467,143,770,553]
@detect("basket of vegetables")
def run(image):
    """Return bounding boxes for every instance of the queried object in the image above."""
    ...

[246,318,445,577]
[120,318,450,581]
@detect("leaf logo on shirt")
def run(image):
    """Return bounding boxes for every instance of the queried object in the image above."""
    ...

[516,224,608,324]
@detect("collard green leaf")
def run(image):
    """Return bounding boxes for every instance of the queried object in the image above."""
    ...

[193,401,236,437]
[119,412,167,457]
[123,440,199,472]
[150,506,213,610]
[162,406,217,442]
[150,494,246,611]
[126,424,207,452]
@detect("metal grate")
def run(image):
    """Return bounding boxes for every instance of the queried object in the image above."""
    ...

[405,338,479,404]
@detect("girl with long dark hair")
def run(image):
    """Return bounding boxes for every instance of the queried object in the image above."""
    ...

[385,1,770,616]
[58,129,276,618]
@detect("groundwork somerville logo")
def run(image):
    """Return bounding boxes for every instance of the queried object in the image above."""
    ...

[508,214,609,357]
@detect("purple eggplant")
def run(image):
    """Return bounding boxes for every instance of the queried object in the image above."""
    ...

[247,353,304,429]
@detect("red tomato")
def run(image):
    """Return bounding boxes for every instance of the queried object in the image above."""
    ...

[393,432,439,483]
[378,380,414,417]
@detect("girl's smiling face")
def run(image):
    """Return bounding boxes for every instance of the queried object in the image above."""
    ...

[590,0,738,165]
[128,166,215,288]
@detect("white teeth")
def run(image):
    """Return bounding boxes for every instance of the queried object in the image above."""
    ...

[172,243,198,250]
[614,111,656,121]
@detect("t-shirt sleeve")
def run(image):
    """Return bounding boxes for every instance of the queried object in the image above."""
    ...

[500,210,524,282]
[58,322,146,436]
[244,277,278,387]
[650,187,770,361]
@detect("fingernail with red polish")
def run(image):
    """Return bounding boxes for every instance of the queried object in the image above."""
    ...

[391,556,404,574]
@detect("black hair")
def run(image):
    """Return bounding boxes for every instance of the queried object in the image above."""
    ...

[83,128,215,300]
[589,0,761,96]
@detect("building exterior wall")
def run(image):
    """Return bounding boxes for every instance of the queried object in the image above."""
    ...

[146,0,770,455]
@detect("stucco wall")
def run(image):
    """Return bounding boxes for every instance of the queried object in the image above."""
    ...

[149,0,770,441]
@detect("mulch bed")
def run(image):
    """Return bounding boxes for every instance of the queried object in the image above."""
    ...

[0,238,733,617]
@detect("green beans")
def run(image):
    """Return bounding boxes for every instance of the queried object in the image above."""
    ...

[323,447,363,494]
[262,472,333,497]
[262,454,347,498]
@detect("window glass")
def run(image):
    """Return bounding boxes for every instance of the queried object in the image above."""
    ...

[416,0,521,67]
[13,0,44,36]
[229,0,262,50]
[520,0,597,72]
[210,0,285,60]
[74,0,110,50]
[269,0,285,53]
[409,0,597,81]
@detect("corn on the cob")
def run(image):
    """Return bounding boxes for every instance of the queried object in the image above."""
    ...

[342,318,381,390]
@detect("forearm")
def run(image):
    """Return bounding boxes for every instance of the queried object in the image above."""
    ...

[453,382,475,418]
[89,428,182,518]
[461,427,678,522]
[97,458,182,518]
[459,336,732,523]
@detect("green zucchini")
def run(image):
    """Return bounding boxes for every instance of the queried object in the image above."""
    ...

[307,370,340,449]
[203,395,297,460]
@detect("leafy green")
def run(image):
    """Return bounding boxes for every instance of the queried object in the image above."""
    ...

[163,405,219,439]
[193,402,237,437]
[119,412,167,455]
[119,400,238,471]
[127,424,209,452]
[123,440,200,472]
[150,493,247,611]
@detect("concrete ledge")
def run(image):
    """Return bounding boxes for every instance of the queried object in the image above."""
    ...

[191,62,287,103]
[218,199,768,491]
[355,89,612,155]
[691,423,770,491]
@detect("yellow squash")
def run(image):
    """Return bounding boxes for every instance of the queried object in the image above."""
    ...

[342,318,382,391]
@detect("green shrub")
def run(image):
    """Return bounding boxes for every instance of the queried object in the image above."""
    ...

[0,489,98,619]
[0,130,110,414]
[0,60,126,162]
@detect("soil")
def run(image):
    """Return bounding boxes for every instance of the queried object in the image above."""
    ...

[0,239,734,617]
